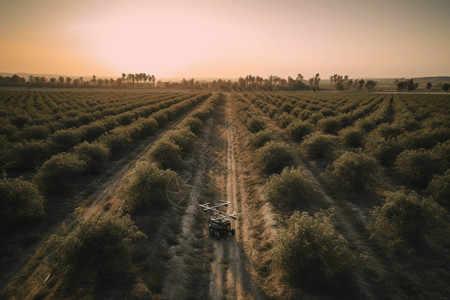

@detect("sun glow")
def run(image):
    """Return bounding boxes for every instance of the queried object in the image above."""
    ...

[1,0,449,78]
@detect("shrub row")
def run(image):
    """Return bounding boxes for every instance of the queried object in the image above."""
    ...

[3,94,192,170]
[120,93,222,213]
[0,177,45,228]
[33,94,211,194]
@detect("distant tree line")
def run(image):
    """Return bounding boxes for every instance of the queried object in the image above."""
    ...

[329,74,377,91]
[0,73,156,88]
[157,74,312,91]
[1,73,449,92]
[395,78,450,92]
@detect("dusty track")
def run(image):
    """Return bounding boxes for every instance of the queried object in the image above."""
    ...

[208,101,265,300]
[160,94,266,299]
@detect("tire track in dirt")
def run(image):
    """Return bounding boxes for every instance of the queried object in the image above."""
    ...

[208,96,265,300]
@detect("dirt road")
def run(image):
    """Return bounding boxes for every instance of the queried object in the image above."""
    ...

[161,94,266,299]
[207,101,265,300]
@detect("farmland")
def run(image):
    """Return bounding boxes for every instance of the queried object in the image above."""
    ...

[1,89,450,299]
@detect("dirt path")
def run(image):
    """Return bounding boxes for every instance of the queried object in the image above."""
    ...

[208,96,265,300]
[160,94,265,300]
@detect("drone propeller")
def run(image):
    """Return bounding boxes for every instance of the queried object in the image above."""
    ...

[199,202,241,221]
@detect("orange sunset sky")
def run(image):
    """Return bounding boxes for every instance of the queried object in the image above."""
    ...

[1,0,449,79]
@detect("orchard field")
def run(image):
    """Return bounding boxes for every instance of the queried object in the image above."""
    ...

[1,89,450,299]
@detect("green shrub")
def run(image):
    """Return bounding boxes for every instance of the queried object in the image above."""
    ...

[46,213,146,285]
[120,162,178,213]
[148,139,184,170]
[165,129,197,153]
[33,152,86,194]
[0,177,44,227]
[137,117,158,136]
[10,115,28,127]
[324,152,378,192]
[394,149,442,187]
[367,190,443,251]
[301,133,337,159]
[22,124,50,140]
[365,137,403,167]
[338,114,352,128]
[426,171,450,209]
[272,211,364,292]
[74,142,110,173]
[375,124,403,139]
[432,140,450,170]
[82,122,107,142]
[192,109,210,121]
[320,109,335,117]
[281,103,293,113]
[285,121,314,141]
[398,128,450,150]
[340,128,363,148]
[117,112,134,125]
[182,117,203,134]
[49,129,82,152]
[316,117,342,134]
[278,113,294,129]
[399,118,419,131]
[153,111,169,127]
[9,140,47,170]
[0,135,11,167]
[248,130,274,148]
[256,141,295,174]
[356,118,376,132]
[100,127,132,157]
[264,167,319,208]
[246,117,265,133]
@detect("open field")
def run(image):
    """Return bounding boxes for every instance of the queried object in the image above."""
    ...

[1,89,450,299]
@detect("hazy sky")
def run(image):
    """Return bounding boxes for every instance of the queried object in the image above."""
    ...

[1,0,449,79]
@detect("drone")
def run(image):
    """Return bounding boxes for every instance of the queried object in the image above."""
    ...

[199,200,242,239]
